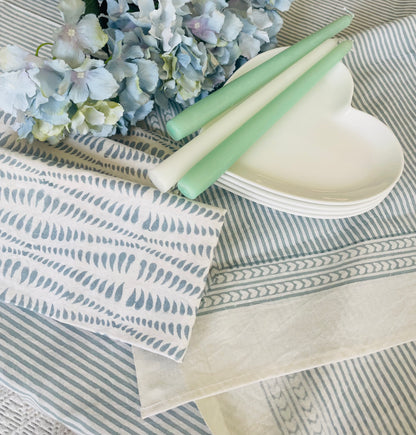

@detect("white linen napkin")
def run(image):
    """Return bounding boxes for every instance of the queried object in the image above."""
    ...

[196,341,416,435]
[0,117,225,362]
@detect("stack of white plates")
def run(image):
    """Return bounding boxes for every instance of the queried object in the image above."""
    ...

[214,49,404,219]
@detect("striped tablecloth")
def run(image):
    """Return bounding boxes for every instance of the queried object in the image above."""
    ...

[0,0,415,434]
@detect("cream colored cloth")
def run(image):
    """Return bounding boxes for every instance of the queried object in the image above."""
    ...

[196,340,416,434]
[134,269,416,416]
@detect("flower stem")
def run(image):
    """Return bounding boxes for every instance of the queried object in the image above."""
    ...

[35,42,53,57]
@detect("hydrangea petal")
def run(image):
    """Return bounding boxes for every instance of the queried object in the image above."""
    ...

[70,110,88,134]
[58,0,85,25]
[34,97,71,125]
[106,0,129,18]
[0,70,37,115]
[32,60,69,98]
[248,8,273,30]
[130,100,154,123]
[106,60,137,82]
[86,68,119,100]
[16,117,35,139]
[254,29,270,43]
[276,0,293,11]
[52,33,85,69]
[238,32,261,58]
[188,17,218,44]
[76,15,109,53]
[69,80,90,103]
[119,77,149,113]
[84,107,106,125]
[101,101,124,124]
[0,46,38,72]
[221,11,243,42]
[136,59,159,93]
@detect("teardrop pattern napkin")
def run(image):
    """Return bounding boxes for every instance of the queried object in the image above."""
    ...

[0,114,225,362]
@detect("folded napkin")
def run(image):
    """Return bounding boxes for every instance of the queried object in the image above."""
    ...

[196,341,416,435]
[0,116,225,362]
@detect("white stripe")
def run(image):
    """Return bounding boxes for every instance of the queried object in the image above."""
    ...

[0,313,138,408]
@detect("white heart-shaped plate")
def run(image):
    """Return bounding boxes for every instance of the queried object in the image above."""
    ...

[217,47,404,207]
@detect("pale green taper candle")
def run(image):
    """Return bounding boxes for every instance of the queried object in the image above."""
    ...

[177,40,353,199]
[166,14,353,141]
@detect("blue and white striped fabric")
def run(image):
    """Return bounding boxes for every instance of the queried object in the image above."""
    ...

[0,302,212,435]
[1,1,416,434]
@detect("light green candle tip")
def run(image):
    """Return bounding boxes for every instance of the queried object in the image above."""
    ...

[167,14,353,141]
[166,121,181,142]
[178,40,353,200]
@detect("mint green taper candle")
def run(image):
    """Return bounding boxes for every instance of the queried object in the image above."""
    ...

[166,14,353,141]
[178,40,353,199]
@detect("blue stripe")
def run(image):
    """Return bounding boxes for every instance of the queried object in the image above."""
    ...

[0,322,154,434]
[0,310,139,407]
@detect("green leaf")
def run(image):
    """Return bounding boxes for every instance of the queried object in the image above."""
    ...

[83,0,100,15]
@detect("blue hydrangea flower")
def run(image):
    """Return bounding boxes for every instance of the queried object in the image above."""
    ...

[71,100,124,136]
[32,59,70,98]
[105,29,139,82]
[52,0,108,68]
[0,0,293,142]
[65,59,119,103]
[0,70,38,116]
[119,76,154,124]
[0,45,40,72]
[186,8,225,44]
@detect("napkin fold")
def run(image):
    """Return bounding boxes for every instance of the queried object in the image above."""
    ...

[0,115,225,362]
[196,341,416,435]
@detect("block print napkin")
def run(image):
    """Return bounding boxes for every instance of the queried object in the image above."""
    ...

[0,117,225,362]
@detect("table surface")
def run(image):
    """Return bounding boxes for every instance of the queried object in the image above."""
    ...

[1,0,415,434]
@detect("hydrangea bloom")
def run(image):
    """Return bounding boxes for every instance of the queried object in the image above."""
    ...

[0,70,38,116]
[52,0,108,68]
[32,120,67,144]
[0,46,40,116]
[65,59,119,103]
[0,0,294,142]
[71,100,124,136]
